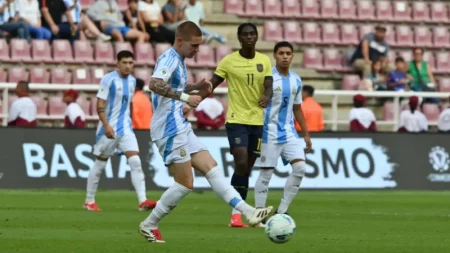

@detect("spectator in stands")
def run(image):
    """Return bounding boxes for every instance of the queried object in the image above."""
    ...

[359,60,386,91]
[132,78,152,130]
[398,96,428,133]
[408,48,436,92]
[63,89,85,128]
[137,0,174,43]
[351,25,390,77]
[38,0,80,42]
[438,102,450,133]
[162,0,186,31]
[185,0,226,44]
[295,85,324,132]
[387,57,413,91]
[0,0,31,42]
[8,81,37,127]
[194,94,225,130]
[349,94,376,132]
[16,0,51,40]
[87,0,146,43]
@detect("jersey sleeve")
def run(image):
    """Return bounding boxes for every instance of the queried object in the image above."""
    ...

[214,57,229,79]
[97,76,111,100]
[8,101,20,122]
[152,54,178,82]
[294,77,302,105]
[264,56,273,77]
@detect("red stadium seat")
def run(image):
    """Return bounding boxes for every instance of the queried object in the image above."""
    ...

[320,0,338,19]
[215,45,232,62]
[431,2,448,23]
[94,42,115,65]
[91,68,106,84]
[196,45,216,68]
[323,48,344,71]
[155,43,171,59]
[395,26,414,47]
[0,68,5,82]
[90,97,97,116]
[393,1,411,22]
[134,43,155,66]
[422,104,440,121]
[31,40,52,63]
[224,0,243,15]
[301,23,321,44]
[412,1,430,22]
[357,0,375,21]
[77,96,91,116]
[414,26,432,48]
[51,67,71,84]
[7,67,28,83]
[388,50,396,63]
[423,51,436,72]
[29,67,49,83]
[301,0,320,18]
[117,0,127,11]
[263,21,282,42]
[10,39,32,63]
[435,52,450,74]
[72,68,93,84]
[134,69,151,85]
[114,41,133,54]
[73,40,94,64]
[194,70,213,83]
[439,78,450,92]
[302,48,323,70]
[187,71,194,84]
[48,95,66,116]
[0,39,11,63]
[433,27,449,48]
[184,55,196,67]
[52,40,74,63]
[398,50,413,62]
[321,23,340,45]
[358,24,374,39]
[376,0,393,21]
[263,0,282,18]
[339,0,356,20]
[282,0,301,18]
[383,102,394,121]
[384,25,395,45]
[283,21,302,44]
[30,95,48,115]
[79,0,93,10]
[243,0,263,17]
[8,95,18,109]
[340,24,358,45]
[341,74,360,90]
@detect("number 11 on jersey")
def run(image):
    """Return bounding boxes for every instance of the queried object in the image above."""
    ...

[247,73,254,86]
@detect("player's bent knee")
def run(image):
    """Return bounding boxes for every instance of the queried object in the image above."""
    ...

[127,155,141,170]
[291,160,306,178]
[125,151,139,158]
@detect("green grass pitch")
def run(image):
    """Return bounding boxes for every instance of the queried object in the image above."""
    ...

[1,190,449,253]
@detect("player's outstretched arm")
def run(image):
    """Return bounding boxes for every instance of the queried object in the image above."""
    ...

[293,104,312,153]
[149,77,202,107]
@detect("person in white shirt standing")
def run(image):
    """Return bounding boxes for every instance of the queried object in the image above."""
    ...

[8,81,37,127]
[349,94,377,132]
[83,50,156,212]
[63,89,86,128]
[438,102,450,133]
[16,0,51,39]
[398,96,428,133]
[185,0,225,43]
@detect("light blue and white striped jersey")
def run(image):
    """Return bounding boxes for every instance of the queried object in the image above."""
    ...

[62,0,82,23]
[95,70,136,142]
[0,0,17,25]
[262,67,302,144]
[151,47,190,141]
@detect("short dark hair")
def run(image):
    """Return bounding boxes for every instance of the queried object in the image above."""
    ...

[273,41,293,53]
[395,56,405,63]
[136,78,144,91]
[175,21,202,40]
[127,0,137,3]
[117,50,134,61]
[17,80,29,91]
[302,85,314,97]
[237,23,258,36]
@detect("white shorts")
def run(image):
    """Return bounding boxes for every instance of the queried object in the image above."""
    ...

[255,138,305,167]
[154,129,207,165]
[93,134,139,158]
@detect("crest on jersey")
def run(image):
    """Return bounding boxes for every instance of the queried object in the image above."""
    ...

[256,64,264,73]
[180,147,186,157]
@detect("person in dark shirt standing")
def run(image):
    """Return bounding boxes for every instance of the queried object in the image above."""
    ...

[38,0,80,42]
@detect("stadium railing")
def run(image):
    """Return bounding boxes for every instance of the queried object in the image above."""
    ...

[1,82,449,130]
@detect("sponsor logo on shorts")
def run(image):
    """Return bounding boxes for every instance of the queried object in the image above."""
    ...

[235,137,241,145]
[261,156,266,163]
[180,147,186,157]
[256,64,264,73]
[427,146,450,182]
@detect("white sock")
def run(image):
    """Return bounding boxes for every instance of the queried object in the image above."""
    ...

[142,182,191,229]
[205,166,255,218]
[278,161,305,214]
[85,160,107,203]
[128,155,147,203]
[255,169,274,208]
[231,208,241,215]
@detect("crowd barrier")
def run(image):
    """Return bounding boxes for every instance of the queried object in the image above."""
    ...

[0,128,449,190]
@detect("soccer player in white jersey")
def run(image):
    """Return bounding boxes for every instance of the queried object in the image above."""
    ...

[83,50,157,212]
[254,41,312,221]
[138,21,273,243]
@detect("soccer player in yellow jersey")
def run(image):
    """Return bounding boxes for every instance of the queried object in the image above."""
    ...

[209,23,273,228]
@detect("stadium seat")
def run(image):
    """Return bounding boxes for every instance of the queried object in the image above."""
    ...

[357,0,375,20]
[438,78,450,92]
[422,104,440,121]
[383,102,394,121]
[339,0,356,20]
[432,27,449,48]
[196,45,216,68]
[184,55,196,67]
[29,67,49,83]
[114,41,133,55]
[10,39,31,63]
[414,26,432,48]
[224,0,243,15]
[301,0,320,19]
[31,40,52,63]
[282,0,301,18]
[323,48,344,71]
[0,68,6,82]
[30,95,48,115]
[301,23,321,44]
[263,0,283,18]
[94,42,115,65]
[412,1,430,22]
[52,40,74,63]
[91,68,105,84]
[8,95,18,109]
[283,21,302,44]
[321,23,340,45]
[393,1,411,22]
[215,45,232,62]
[73,40,94,64]
[134,43,155,66]
[79,0,93,10]
[50,67,71,84]
[77,96,91,116]
[431,2,448,23]
[263,21,282,42]
[90,97,97,116]
[320,0,338,19]
[155,43,171,59]
[194,71,213,83]
[376,0,393,21]
[0,39,11,63]
[302,48,323,70]
[72,68,93,84]
[48,95,66,116]
[341,74,360,90]
[384,25,395,45]
[398,50,413,62]
[395,26,414,47]
[134,69,151,85]
[358,24,373,39]
[340,24,358,45]
[117,0,127,11]
[243,0,263,17]
[435,52,450,74]
[423,51,436,72]
[187,71,194,84]
[388,50,396,63]
[7,67,28,83]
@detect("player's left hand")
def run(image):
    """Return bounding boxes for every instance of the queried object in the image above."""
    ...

[304,134,312,153]
[259,95,270,108]
[196,78,213,94]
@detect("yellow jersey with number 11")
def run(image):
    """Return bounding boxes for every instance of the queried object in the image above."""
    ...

[214,51,272,126]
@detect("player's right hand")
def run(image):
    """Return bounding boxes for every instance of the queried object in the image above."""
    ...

[187,95,202,108]
[51,25,60,35]
[105,125,115,139]
[304,134,312,153]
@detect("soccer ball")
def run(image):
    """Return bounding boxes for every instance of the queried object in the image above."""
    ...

[264,214,296,244]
